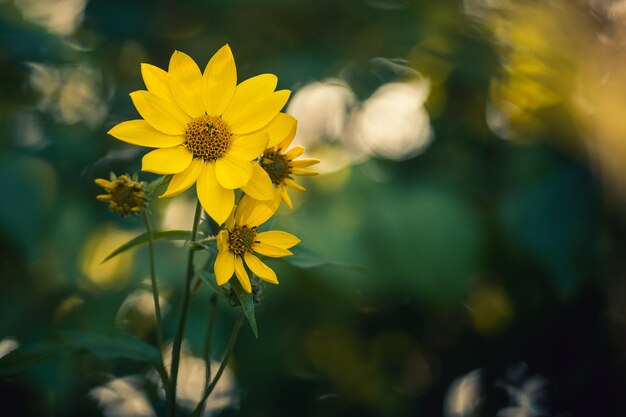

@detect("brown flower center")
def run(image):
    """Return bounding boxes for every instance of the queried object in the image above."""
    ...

[261,151,289,184]
[229,226,257,255]
[184,115,231,161]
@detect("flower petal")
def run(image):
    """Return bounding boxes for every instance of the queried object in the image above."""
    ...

[280,185,293,209]
[215,249,235,285]
[108,119,184,148]
[234,255,252,293]
[217,229,230,251]
[284,177,306,192]
[203,44,237,116]
[265,113,297,148]
[142,146,193,174]
[255,230,300,249]
[235,194,278,228]
[244,253,278,284]
[215,155,253,189]
[168,51,204,118]
[160,158,204,198]
[291,167,318,176]
[141,63,174,101]
[252,242,292,257]
[229,90,291,135]
[241,163,274,200]
[130,90,189,135]
[228,131,268,161]
[284,145,305,160]
[290,158,320,167]
[196,161,235,225]
[221,74,277,125]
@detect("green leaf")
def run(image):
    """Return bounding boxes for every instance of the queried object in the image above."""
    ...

[285,244,364,271]
[102,230,191,263]
[196,270,229,298]
[145,175,172,196]
[230,280,258,338]
[0,330,160,377]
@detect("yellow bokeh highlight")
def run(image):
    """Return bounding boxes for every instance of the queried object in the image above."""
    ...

[467,285,513,336]
[79,225,137,291]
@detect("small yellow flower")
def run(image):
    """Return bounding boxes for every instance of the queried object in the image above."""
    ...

[107,45,295,225]
[95,173,146,216]
[214,195,300,293]
[260,118,319,208]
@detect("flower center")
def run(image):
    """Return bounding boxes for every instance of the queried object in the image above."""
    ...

[184,115,231,161]
[262,151,289,184]
[229,226,257,255]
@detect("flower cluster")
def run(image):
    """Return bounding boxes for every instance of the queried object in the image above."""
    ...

[104,45,318,292]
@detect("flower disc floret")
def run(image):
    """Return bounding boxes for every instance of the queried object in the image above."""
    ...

[262,151,289,184]
[228,226,257,255]
[184,115,231,161]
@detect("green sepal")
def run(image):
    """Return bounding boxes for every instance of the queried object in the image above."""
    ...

[102,230,191,263]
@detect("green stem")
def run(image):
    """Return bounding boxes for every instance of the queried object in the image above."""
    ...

[191,310,244,417]
[201,295,218,391]
[142,211,168,386]
[169,200,203,417]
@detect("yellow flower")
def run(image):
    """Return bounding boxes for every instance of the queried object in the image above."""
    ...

[107,45,294,224]
[260,117,319,208]
[214,195,300,293]
[95,173,146,216]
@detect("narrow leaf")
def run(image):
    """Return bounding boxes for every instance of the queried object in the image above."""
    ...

[102,230,191,263]
[285,244,364,271]
[0,330,160,377]
[230,280,258,338]
[196,270,229,297]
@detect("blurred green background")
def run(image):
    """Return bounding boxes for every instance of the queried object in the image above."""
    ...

[2,0,626,416]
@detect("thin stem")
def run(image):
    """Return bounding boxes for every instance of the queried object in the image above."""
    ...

[191,310,244,417]
[169,200,203,417]
[202,295,219,392]
[142,210,169,386]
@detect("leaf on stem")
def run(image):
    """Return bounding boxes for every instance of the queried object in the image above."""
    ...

[0,330,160,377]
[102,230,192,263]
[230,280,258,338]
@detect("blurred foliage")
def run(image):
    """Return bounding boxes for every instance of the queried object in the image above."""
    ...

[1,0,626,416]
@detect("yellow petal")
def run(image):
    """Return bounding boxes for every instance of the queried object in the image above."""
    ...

[141,64,173,101]
[217,230,230,251]
[160,158,204,198]
[142,146,193,174]
[203,44,237,116]
[265,113,297,148]
[130,91,189,135]
[235,195,277,228]
[221,74,277,125]
[284,145,305,160]
[215,249,235,285]
[244,253,278,284]
[225,208,235,231]
[108,119,184,148]
[290,158,320,167]
[215,155,253,189]
[241,163,274,200]
[234,255,252,293]
[280,185,293,209]
[196,161,235,225]
[284,177,306,192]
[228,131,268,161]
[291,167,318,176]
[252,242,292,257]
[229,90,291,135]
[94,178,113,188]
[255,230,300,249]
[168,51,204,118]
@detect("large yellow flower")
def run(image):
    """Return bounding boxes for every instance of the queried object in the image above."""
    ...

[214,195,300,293]
[107,45,295,224]
[260,117,319,208]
